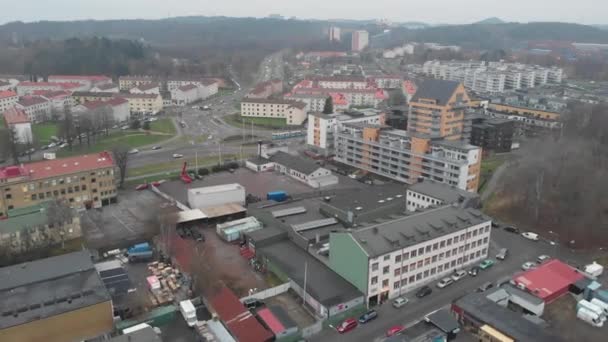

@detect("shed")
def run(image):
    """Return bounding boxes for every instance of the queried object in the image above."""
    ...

[216,216,263,242]
[424,309,460,336]
[256,306,298,339]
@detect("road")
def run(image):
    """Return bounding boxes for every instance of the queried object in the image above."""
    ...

[311,227,593,342]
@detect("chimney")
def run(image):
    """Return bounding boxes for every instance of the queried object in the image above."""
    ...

[257,140,263,157]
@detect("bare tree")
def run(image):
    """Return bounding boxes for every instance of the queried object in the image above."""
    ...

[58,105,76,151]
[112,145,130,188]
[6,126,20,165]
[46,199,74,249]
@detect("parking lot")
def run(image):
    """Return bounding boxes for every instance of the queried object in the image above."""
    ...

[81,189,166,249]
[265,291,317,328]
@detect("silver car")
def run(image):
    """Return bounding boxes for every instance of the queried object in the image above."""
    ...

[392,297,409,308]
[496,248,508,260]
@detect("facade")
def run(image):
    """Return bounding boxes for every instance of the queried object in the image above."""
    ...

[48,75,112,90]
[171,84,199,105]
[422,60,564,93]
[90,83,119,93]
[329,26,341,42]
[118,75,160,91]
[0,151,117,216]
[129,83,161,95]
[73,97,130,123]
[0,201,81,253]
[17,81,85,96]
[0,251,113,342]
[16,96,51,123]
[470,117,514,153]
[352,30,369,51]
[284,93,327,112]
[292,78,386,108]
[329,206,491,306]
[316,76,368,90]
[0,81,12,91]
[167,77,218,92]
[307,111,386,155]
[406,179,480,212]
[241,98,307,125]
[269,151,337,188]
[247,79,283,99]
[34,90,75,113]
[371,76,403,89]
[71,91,115,105]
[119,93,163,115]
[0,90,18,113]
[3,107,32,144]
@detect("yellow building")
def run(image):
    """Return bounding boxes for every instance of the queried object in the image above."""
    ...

[121,93,164,114]
[0,151,117,217]
[71,91,115,105]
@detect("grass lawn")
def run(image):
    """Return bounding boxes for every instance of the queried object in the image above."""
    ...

[32,123,59,145]
[57,131,172,157]
[149,118,176,135]
[479,154,509,193]
[224,113,287,129]
[127,154,242,178]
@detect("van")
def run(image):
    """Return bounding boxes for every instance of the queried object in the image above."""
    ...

[577,299,605,318]
[590,298,608,316]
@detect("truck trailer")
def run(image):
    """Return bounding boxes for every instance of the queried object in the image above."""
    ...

[267,191,288,202]
[179,300,197,327]
[187,183,246,209]
[126,242,154,262]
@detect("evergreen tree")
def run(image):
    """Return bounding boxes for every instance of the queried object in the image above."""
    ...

[323,96,334,114]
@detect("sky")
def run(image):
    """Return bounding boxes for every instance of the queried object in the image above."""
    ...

[0,0,604,26]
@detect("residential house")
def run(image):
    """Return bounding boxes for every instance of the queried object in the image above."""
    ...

[0,90,18,113]
[247,79,283,99]
[129,83,161,95]
[118,93,163,115]
[2,107,32,144]
[73,97,130,123]
[0,81,12,91]
[33,90,75,114]
[16,96,51,123]
[118,75,159,91]
[48,75,112,91]
[269,151,337,188]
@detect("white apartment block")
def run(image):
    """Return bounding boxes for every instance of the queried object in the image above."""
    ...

[307,111,385,155]
[330,206,491,306]
[316,76,368,90]
[0,91,18,113]
[171,84,199,105]
[129,83,161,95]
[329,26,341,41]
[167,77,218,92]
[405,180,480,212]
[371,76,403,89]
[120,93,163,115]
[284,93,327,113]
[118,75,159,91]
[16,96,51,123]
[3,107,32,144]
[422,60,564,94]
[241,99,307,125]
[352,30,369,52]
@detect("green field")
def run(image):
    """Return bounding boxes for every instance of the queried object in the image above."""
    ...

[225,113,287,129]
[479,154,509,193]
[149,118,177,135]
[57,132,172,157]
[32,123,59,145]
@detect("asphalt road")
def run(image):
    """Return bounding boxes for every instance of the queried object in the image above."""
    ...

[311,227,593,342]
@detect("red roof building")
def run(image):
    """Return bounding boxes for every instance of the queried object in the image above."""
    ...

[210,287,273,342]
[3,107,30,125]
[0,90,17,99]
[48,75,112,83]
[512,259,584,303]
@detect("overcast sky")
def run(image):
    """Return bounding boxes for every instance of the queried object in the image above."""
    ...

[0,0,604,25]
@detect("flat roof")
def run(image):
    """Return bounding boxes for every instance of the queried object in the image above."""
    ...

[0,250,111,329]
[108,327,163,342]
[408,180,479,205]
[188,183,244,195]
[269,151,323,175]
[425,309,460,333]
[175,209,208,223]
[512,259,584,300]
[321,184,407,215]
[200,203,246,219]
[258,240,363,307]
[348,206,490,257]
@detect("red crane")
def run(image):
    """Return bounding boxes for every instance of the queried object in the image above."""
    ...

[180,161,193,184]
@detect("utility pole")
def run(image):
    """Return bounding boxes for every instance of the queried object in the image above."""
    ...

[195,151,198,171]
[303,261,308,308]
[218,143,223,165]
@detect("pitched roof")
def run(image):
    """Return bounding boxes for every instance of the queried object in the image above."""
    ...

[3,107,30,125]
[408,180,479,205]
[0,90,17,99]
[269,151,322,175]
[94,83,118,90]
[106,97,128,106]
[33,90,72,99]
[119,93,160,99]
[134,83,160,91]
[49,75,111,82]
[17,96,48,107]
[411,79,461,106]
[72,91,114,98]
[201,79,218,86]
[178,84,198,91]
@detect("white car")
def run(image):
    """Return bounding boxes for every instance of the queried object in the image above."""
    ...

[537,255,551,264]
[522,262,537,271]
[128,149,139,154]
[521,232,539,241]
[392,297,409,308]
[172,153,184,159]
[436,277,454,288]
[451,270,467,282]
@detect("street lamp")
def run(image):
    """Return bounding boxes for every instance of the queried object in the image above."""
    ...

[548,230,559,258]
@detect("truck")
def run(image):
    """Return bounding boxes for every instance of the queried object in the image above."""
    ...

[179,300,197,327]
[590,298,608,316]
[267,191,288,202]
[125,242,154,262]
[577,299,605,319]
[577,307,605,327]
[187,183,246,209]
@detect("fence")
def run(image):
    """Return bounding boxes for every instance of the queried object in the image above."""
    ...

[301,320,324,338]
[240,282,291,302]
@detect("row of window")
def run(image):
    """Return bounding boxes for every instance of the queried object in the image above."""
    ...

[407,192,442,205]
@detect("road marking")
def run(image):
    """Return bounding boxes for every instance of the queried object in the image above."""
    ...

[111,212,136,234]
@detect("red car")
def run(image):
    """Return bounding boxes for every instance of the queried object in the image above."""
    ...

[386,325,405,337]
[135,183,149,190]
[336,318,358,334]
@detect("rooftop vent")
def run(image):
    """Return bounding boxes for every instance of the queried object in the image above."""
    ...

[378,200,385,204]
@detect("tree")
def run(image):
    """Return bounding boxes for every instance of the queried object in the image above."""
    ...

[112,146,130,188]
[130,119,141,130]
[323,96,333,114]
[46,199,74,249]
[389,89,407,106]
[6,126,20,165]
[58,105,76,151]
[142,121,151,130]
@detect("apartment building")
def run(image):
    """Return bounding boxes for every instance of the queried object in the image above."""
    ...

[292,78,386,108]
[0,81,12,91]
[48,75,112,91]
[422,60,564,93]
[73,97,130,123]
[406,179,480,212]
[471,117,514,153]
[90,83,119,93]
[118,75,159,91]
[17,82,86,96]
[247,79,283,99]
[307,110,385,155]
[284,93,327,112]
[170,80,219,105]
[166,77,219,93]
[118,93,163,115]
[329,26,341,42]
[34,90,75,113]
[352,30,369,52]
[0,90,18,113]
[2,107,32,144]
[0,151,117,217]
[241,98,307,125]
[316,76,368,89]
[330,205,491,306]
[129,83,161,95]
[71,91,115,105]
[370,76,403,89]
[16,96,51,123]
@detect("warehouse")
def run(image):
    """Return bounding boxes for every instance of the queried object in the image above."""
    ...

[512,259,584,303]
[187,183,246,209]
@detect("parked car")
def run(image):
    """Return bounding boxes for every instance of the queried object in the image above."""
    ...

[416,286,432,298]
[358,310,378,324]
[521,232,539,241]
[336,318,357,334]
[128,149,139,154]
[172,153,184,158]
[468,266,480,277]
[135,183,149,191]
[496,248,508,260]
[243,298,264,309]
[522,262,537,271]
[537,255,551,264]
[386,325,405,337]
[451,270,467,282]
[392,296,409,308]
[191,229,205,242]
[48,142,57,148]
[504,226,519,233]
[437,277,454,288]
[479,259,495,270]
[151,146,162,150]
[477,282,494,292]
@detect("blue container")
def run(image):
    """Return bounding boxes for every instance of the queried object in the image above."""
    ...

[267,191,287,202]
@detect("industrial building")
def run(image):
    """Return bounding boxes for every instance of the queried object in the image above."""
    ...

[0,250,113,342]
[269,151,338,188]
[512,259,585,303]
[406,179,480,212]
[329,205,491,306]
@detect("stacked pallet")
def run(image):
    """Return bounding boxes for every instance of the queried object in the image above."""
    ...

[146,261,182,307]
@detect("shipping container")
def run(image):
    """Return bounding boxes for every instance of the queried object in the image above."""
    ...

[216,216,263,242]
[187,183,246,209]
[267,191,288,202]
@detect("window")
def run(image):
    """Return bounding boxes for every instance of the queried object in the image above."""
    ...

[31,194,37,200]
[82,185,87,191]
[424,257,430,266]
[447,238,452,246]
[395,254,401,263]
[485,226,490,233]
[410,262,416,271]
[383,266,390,275]
[372,263,379,271]
[402,265,408,273]
[371,276,378,285]
[74,186,80,192]
[5,194,11,199]
[60,189,66,195]
[409,275,415,283]
[432,255,438,263]
[440,241,445,248]
[394,268,401,276]
[417,260,423,268]
[483,237,489,244]
[416,273,422,281]
[394,281,400,290]
[382,279,389,288]
[423,270,429,277]
[453,236,458,243]
[418,247,424,255]
[411,250,417,258]
[433,243,439,250]
[438,264,443,272]
[401,278,408,286]
[446,250,451,258]
[39,193,45,199]
[425,246,431,253]
[403,252,409,260]
[430,267,436,275]
[383,255,390,261]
